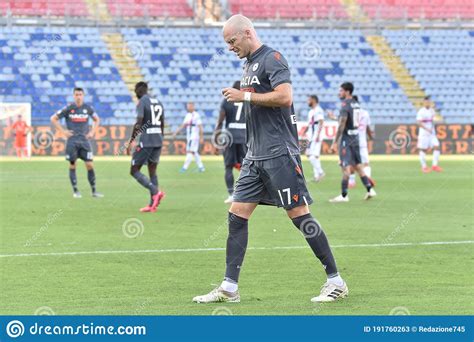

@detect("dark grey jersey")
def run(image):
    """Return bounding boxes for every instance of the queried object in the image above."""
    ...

[339,98,360,142]
[240,45,299,160]
[56,103,96,138]
[136,94,164,148]
[220,99,246,144]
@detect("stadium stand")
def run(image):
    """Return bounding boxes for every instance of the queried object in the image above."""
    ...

[383,29,473,122]
[105,0,193,18]
[358,0,474,20]
[228,0,348,19]
[0,0,88,17]
[0,26,134,125]
[1,25,471,131]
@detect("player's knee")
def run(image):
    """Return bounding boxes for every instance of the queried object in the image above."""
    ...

[286,205,310,219]
[69,161,76,169]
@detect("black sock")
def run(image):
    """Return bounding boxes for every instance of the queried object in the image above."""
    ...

[225,212,248,283]
[341,179,348,197]
[69,169,78,192]
[133,171,157,195]
[225,166,234,195]
[87,169,96,193]
[360,175,372,192]
[292,213,338,277]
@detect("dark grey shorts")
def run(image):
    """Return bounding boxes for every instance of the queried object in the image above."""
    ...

[233,153,313,210]
[66,138,93,162]
[339,138,362,168]
[132,147,162,166]
[223,143,247,167]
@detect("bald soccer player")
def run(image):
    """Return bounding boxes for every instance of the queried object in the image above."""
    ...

[193,15,348,304]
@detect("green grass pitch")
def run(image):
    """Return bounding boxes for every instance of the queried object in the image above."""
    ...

[0,157,472,315]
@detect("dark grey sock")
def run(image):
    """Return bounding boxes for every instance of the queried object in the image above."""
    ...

[292,213,338,277]
[133,171,157,195]
[69,169,78,192]
[150,174,158,191]
[225,212,248,283]
[225,166,234,195]
[360,175,372,192]
[87,169,96,193]
[342,179,348,197]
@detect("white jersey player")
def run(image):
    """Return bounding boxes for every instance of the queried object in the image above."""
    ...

[417,97,442,173]
[173,102,205,172]
[349,96,374,187]
[302,95,325,181]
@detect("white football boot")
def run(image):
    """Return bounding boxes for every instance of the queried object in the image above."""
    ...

[329,194,349,203]
[311,281,349,303]
[364,188,377,200]
[193,287,240,303]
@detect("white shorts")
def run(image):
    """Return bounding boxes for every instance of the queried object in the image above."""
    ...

[306,141,322,157]
[186,139,200,153]
[417,134,440,150]
[359,146,369,164]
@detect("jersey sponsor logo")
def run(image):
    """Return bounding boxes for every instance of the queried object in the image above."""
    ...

[146,127,162,134]
[292,194,299,202]
[69,114,89,122]
[228,122,246,129]
[241,75,261,87]
[252,63,259,71]
[274,52,281,60]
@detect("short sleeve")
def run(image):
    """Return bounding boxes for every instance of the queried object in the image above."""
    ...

[56,106,68,119]
[195,113,203,125]
[339,103,349,119]
[416,109,423,121]
[315,108,324,121]
[136,98,145,119]
[265,51,291,89]
[89,105,97,118]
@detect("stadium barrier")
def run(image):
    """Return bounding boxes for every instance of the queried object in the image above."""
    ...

[0,124,471,156]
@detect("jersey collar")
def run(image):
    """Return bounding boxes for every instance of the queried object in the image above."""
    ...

[247,44,266,62]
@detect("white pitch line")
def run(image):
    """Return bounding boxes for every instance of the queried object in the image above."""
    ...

[0,240,472,259]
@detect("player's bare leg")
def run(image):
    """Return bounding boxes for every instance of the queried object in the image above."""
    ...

[193,202,257,303]
[431,146,442,172]
[86,161,103,198]
[69,161,81,198]
[287,204,348,302]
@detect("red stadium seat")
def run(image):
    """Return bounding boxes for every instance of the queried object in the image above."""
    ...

[105,0,193,18]
[4,0,88,17]
[357,0,473,19]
